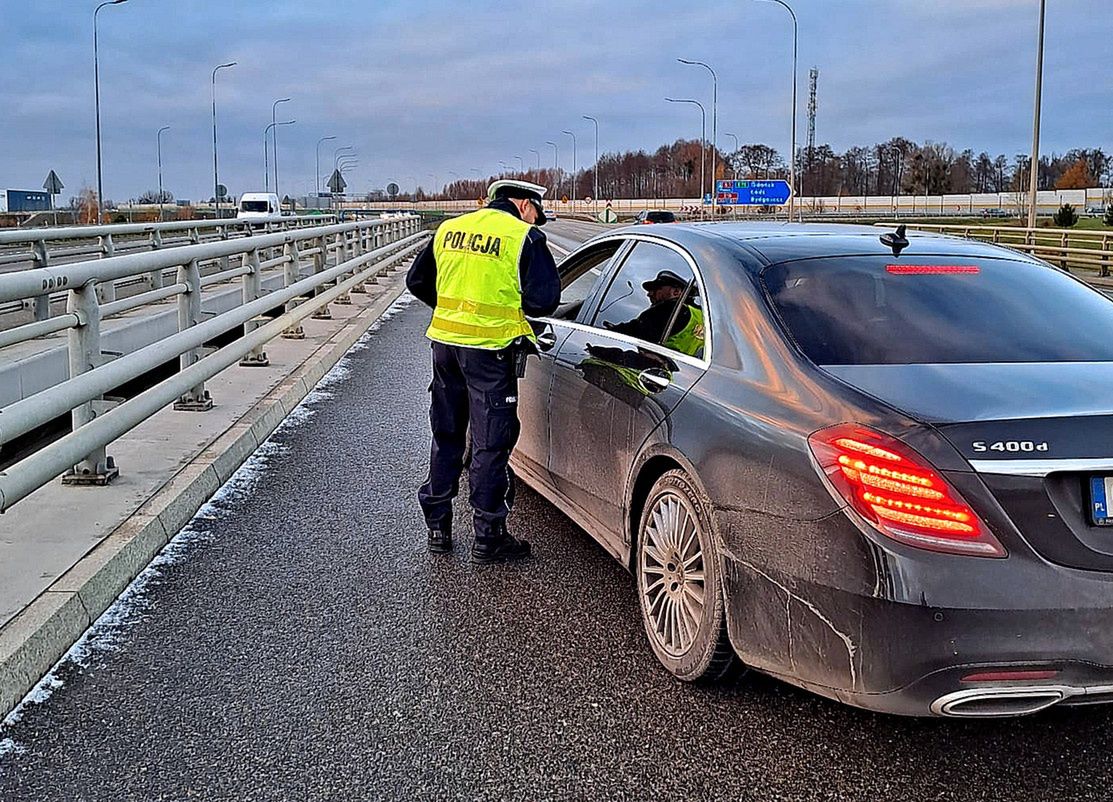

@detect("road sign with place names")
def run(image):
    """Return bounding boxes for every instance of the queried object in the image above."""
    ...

[715,179,793,206]
[42,170,64,196]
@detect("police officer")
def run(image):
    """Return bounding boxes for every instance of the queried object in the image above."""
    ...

[406,180,560,563]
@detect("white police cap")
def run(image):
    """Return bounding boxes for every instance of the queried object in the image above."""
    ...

[487,179,548,202]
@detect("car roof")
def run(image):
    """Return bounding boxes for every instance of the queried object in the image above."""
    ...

[596,221,1044,268]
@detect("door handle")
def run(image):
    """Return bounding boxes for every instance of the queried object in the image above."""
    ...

[637,369,671,393]
[536,329,557,351]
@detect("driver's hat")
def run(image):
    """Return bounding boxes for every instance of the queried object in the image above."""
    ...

[642,270,693,293]
[487,179,549,225]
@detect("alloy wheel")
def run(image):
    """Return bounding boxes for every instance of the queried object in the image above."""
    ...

[639,491,707,657]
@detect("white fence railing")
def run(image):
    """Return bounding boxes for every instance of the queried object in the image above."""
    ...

[0,215,427,512]
[0,215,338,320]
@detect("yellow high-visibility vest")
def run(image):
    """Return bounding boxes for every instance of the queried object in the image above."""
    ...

[427,208,535,349]
[664,305,705,357]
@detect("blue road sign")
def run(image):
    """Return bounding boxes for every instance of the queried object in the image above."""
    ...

[715,179,792,206]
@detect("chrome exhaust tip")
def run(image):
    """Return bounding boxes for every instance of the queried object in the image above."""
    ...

[932,687,1068,718]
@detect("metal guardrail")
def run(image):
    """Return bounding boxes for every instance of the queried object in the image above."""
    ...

[0,215,427,512]
[0,215,338,319]
[880,222,1113,277]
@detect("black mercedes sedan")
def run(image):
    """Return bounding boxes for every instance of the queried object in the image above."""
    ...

[512,221,1113,718]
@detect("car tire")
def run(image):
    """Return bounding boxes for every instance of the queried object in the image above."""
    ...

[635,469,739,683]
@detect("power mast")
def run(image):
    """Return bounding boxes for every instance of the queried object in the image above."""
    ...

[806,67,818,162]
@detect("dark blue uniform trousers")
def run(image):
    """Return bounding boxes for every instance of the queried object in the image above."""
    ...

[418,341,520,541]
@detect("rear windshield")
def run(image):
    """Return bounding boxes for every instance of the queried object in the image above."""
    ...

[647,211,675,222]
[240,201,270,212]
[763,256,1113,365]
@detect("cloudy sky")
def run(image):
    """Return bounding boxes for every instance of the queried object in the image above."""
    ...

[0,0,1109,202]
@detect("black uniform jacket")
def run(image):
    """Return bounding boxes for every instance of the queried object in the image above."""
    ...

[406,199,561,319]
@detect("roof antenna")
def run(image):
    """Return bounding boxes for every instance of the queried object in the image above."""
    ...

[880,224,909,256]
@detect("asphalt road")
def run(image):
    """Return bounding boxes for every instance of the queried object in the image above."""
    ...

[4,221,1113,801]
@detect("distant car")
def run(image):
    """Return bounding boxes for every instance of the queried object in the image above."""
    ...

[634,210,676,225]
[543,208,557,221]
[237,192,281,220]
[1085,205,1107,218]
[980,208,1011,219]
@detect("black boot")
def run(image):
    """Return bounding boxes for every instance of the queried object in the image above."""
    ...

[428,526,453,553]
[470,529,531,564]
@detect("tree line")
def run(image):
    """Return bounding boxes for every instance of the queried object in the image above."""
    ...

[436,139,1111,201]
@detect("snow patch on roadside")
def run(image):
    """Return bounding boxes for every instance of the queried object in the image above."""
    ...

[0,291,417,754]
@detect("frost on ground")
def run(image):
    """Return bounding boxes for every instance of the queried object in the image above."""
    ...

[0,292,416,759]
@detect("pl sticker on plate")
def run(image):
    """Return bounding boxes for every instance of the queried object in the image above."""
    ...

[1090,476,1113,526]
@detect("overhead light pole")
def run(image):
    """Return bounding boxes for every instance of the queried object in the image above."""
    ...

[270,97,291,198]
[315,135,336,195]
[211,61,237,218]
[448,170,460,200]
[725,132,739,178]
[1027,0,1047,229]
[156,125,170,221]
[528,148,541,179]
[94,0,128,222]
[333,145,355,173]
[562,130,577,209]
[264,119,295,194]
[666,97,705,207]
[678,58,717,211]
[546,140,559,198]
[583,115,599,212]
[756,0,799,220]
[514,156,524,175]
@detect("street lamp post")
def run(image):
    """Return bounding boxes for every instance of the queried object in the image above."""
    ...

[1028,0,1047,229]
[725,132,739,178]
[562,130,577,210]
[264,120,295,195]
[583,115,599,212]
[515,156,525,175]
[156,125,170,221]
[528,148,541,179]
[666,98,705,207]
[211,61,237,218]
[448,170,460,200]
[334,145,355,171]
[315,135,336,196]
[94,0,128,223]
[545,141,559,198]
[757,0,799,220]
[270,97,291,198]
[678,58,717,211]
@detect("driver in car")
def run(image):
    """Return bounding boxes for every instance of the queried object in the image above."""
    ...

[604,270,705,357]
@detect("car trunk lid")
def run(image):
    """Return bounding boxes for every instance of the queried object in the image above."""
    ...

[823,362,1113,571]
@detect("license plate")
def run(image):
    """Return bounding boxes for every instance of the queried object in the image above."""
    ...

[1090,476,1113,526]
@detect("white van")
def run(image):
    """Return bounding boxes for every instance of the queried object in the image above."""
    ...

[237,192,281,219]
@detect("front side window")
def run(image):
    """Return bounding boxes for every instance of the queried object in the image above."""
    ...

[591,242,705,357]
[764,255,1113,365]
[552,240,623,320]
[240,201,269,212]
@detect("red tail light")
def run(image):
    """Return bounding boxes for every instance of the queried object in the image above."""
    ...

[808,424,1006,558]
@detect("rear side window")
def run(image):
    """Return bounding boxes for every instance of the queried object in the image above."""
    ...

[647,211,676,223]
[763,256,1113,365]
